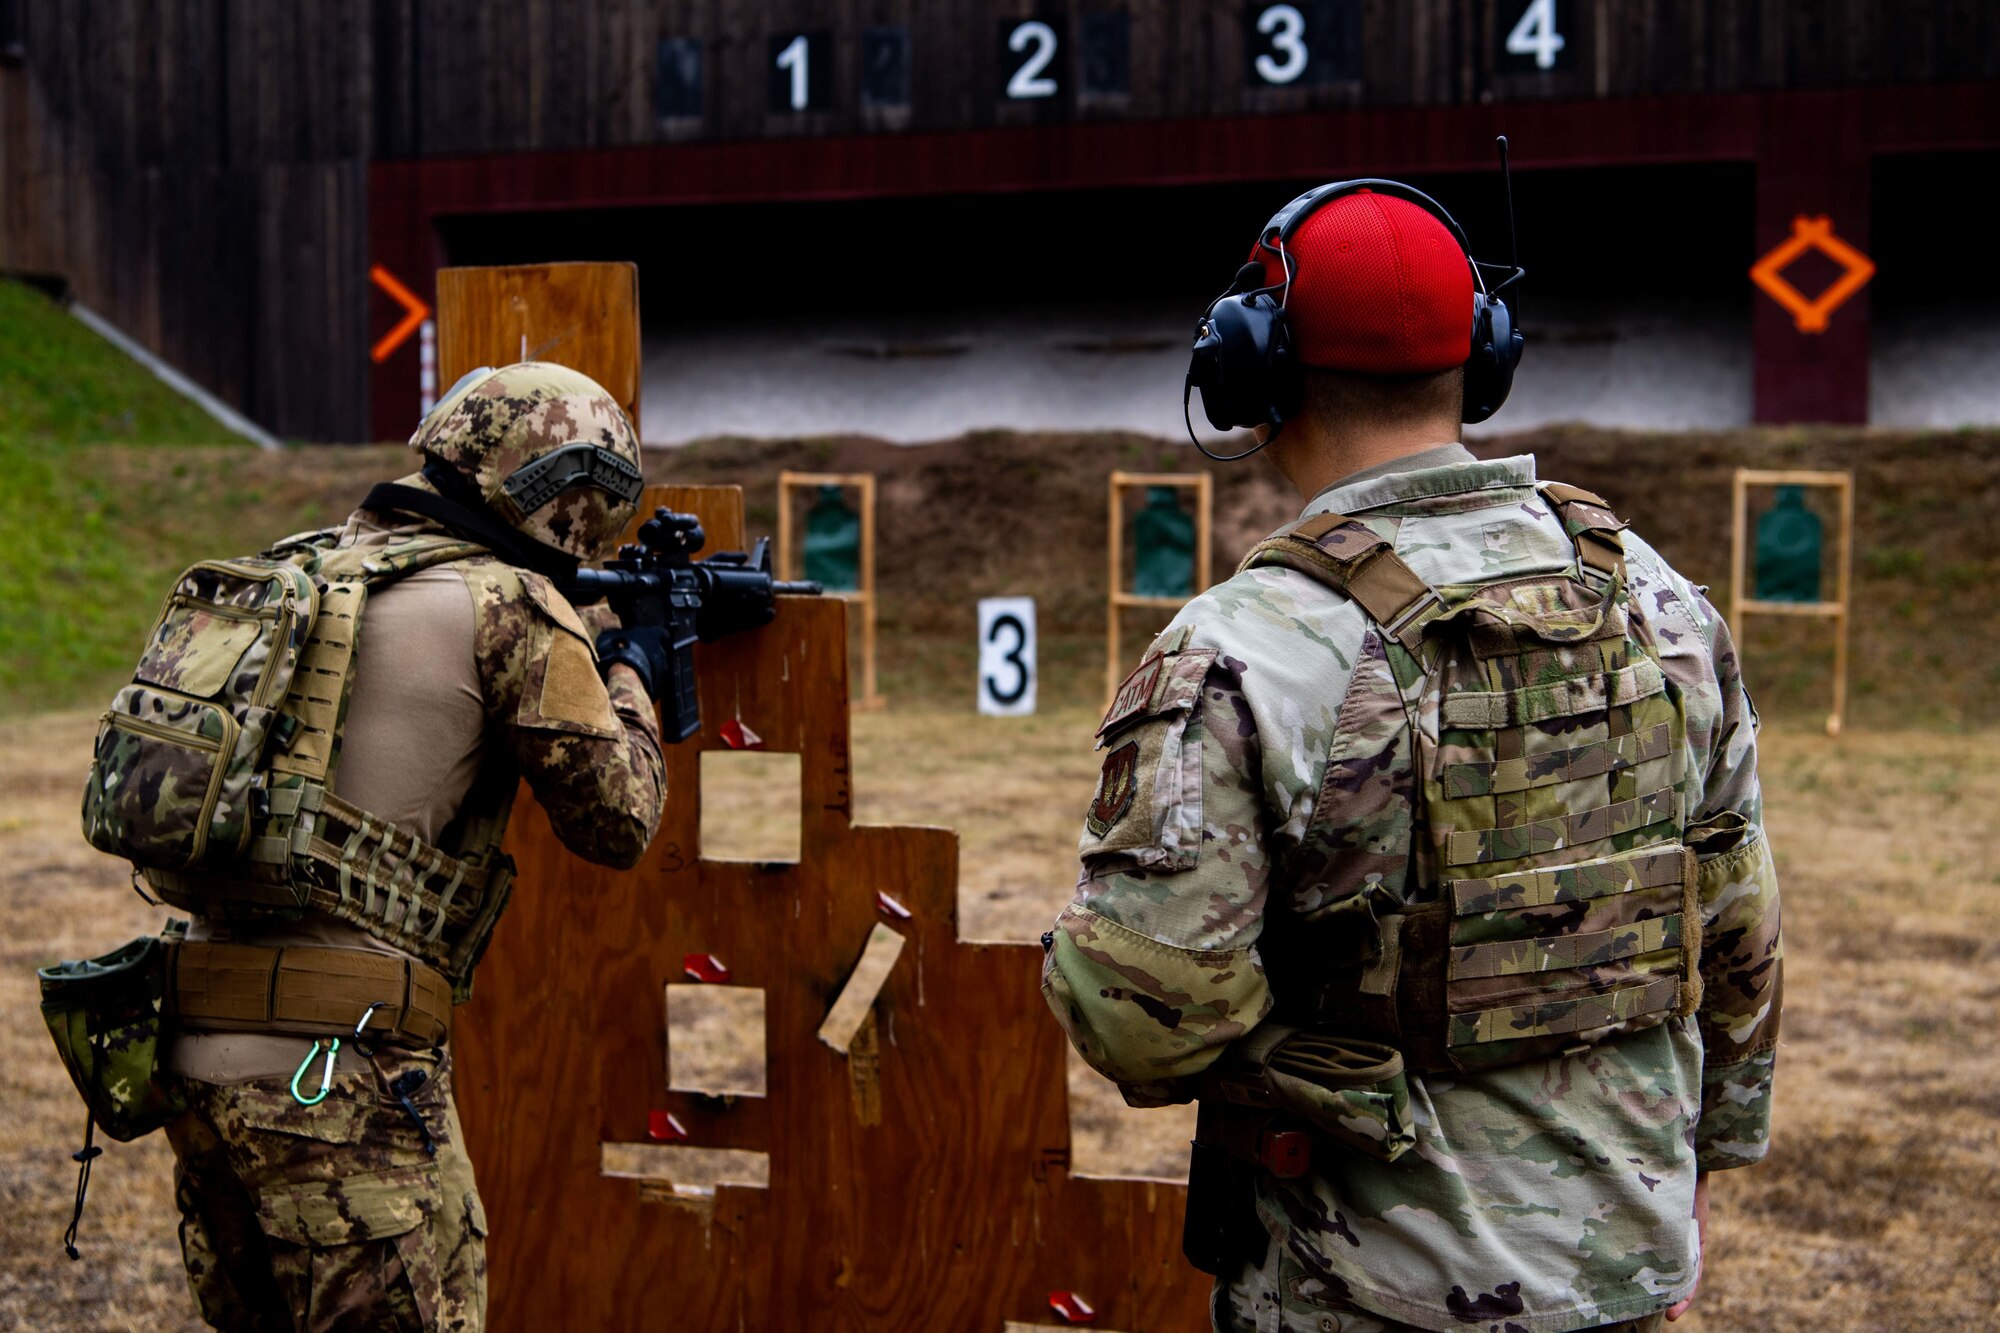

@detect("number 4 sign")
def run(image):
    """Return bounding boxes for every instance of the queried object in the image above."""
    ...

[977,597,1037,716]
[1502,0,1571,72]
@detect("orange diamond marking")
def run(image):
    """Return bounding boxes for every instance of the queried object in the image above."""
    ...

[1750,215,1876,335]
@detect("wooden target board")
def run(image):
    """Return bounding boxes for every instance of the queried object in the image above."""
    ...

[439,263,1207,1331]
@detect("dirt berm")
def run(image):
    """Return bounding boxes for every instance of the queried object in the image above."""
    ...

[35,425,1997,724]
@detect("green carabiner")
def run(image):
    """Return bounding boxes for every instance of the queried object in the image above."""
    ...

[289,1037,341,1107]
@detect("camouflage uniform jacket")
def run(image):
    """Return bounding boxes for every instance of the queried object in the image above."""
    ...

[1043,451,1782,1332]
[433,520,668,873]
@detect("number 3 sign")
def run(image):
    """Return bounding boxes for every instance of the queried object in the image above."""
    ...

[977,597,1038,716]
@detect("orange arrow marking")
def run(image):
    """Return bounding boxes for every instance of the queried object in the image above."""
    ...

[1749,215,1875,335]
[369,264,432,363]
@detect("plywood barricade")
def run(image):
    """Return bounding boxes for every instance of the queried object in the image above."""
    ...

[434,262,643,426]
[436,262,1208,1331]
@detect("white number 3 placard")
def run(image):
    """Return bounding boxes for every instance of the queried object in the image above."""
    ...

[977,597,1038,716]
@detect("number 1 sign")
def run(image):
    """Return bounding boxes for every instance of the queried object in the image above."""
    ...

[977,597,1038,716]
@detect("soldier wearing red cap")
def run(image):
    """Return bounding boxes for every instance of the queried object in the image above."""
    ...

[1044,182,1782,1332]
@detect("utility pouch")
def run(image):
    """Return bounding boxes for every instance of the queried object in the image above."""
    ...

[38,932,185,1142]
[1209,1025,1416,1165]
[1183,1105,1268,1277]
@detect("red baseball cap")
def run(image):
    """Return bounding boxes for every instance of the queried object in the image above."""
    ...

[1247,188,1474,374]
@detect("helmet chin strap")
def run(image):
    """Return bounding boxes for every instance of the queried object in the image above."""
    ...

[360,460,582,582]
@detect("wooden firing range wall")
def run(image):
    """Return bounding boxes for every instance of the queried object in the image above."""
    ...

[2,2,1999,440]
[438,262,1206,1331]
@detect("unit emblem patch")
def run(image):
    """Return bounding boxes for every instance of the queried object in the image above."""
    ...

[1086,741,1141,838]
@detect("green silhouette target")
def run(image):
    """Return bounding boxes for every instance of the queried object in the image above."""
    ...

[1754,484,1822,602]
[804,484,861,592]
[1132,486,1196,598]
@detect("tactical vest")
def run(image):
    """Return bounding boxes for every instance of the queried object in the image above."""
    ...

[81,530,519,1000]
[1244,484,1700,1075]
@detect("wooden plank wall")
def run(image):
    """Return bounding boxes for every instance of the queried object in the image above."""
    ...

[0,1,370,440]
[2,0,1995,441]
[373,0,2000,150]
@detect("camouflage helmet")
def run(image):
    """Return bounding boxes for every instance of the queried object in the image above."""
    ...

[409,361,644,561]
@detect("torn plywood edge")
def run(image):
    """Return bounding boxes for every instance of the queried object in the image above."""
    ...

[817,922,906,1055]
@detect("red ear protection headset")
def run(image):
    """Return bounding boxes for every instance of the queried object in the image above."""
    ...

[1185,139,1525,461]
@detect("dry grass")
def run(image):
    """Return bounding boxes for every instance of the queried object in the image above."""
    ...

[0,712,200,1331]
[6,709,1998,1331]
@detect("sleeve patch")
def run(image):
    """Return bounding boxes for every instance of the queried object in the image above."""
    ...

[1087,741,1141,837]
[1098,644,1217,740]
[509,573,621,738]
[1080,648,1213,868]
[539,633,620,733]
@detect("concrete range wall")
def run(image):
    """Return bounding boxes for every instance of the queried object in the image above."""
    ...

[639,296,1998,446]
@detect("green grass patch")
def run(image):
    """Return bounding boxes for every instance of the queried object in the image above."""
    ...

[0,279,233,443]
[0,277,325,710]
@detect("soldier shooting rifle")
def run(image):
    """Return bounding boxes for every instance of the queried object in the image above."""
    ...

[568,507,821,742]
[40,361,807,1331]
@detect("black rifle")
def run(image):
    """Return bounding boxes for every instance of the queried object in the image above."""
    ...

[563,508,821,742]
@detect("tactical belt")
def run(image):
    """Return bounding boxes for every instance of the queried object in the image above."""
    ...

[167,942,452,1049]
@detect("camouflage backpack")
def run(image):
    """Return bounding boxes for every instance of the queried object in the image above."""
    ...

[80,529,520,996]
[1244,483,1700,1075]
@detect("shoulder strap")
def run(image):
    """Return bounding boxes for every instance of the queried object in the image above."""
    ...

[1537,482,1629,591]
[1238,511,1443,652]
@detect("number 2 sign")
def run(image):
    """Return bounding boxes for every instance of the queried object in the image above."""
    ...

[977,597,1038,716]
[1000,18,1062,100]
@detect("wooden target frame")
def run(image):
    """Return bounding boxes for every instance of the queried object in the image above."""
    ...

[1106,471,1212,705]
[776,470,884,711]
[435,264,1208,1331]
[1728,467,1855,736]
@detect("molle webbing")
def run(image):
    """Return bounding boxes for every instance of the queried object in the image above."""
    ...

[1441,786,1677,866]
[1439,657,1664,730]
[168,942,451,1047]
[1449,843,1687,913]
[1442,720,1673,799]
[1449,915,1682,981]
[265,581,364,783]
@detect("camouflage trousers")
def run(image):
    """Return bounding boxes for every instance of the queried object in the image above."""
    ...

[165,1045,486,1332]
[1214,1237,1670,1333]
